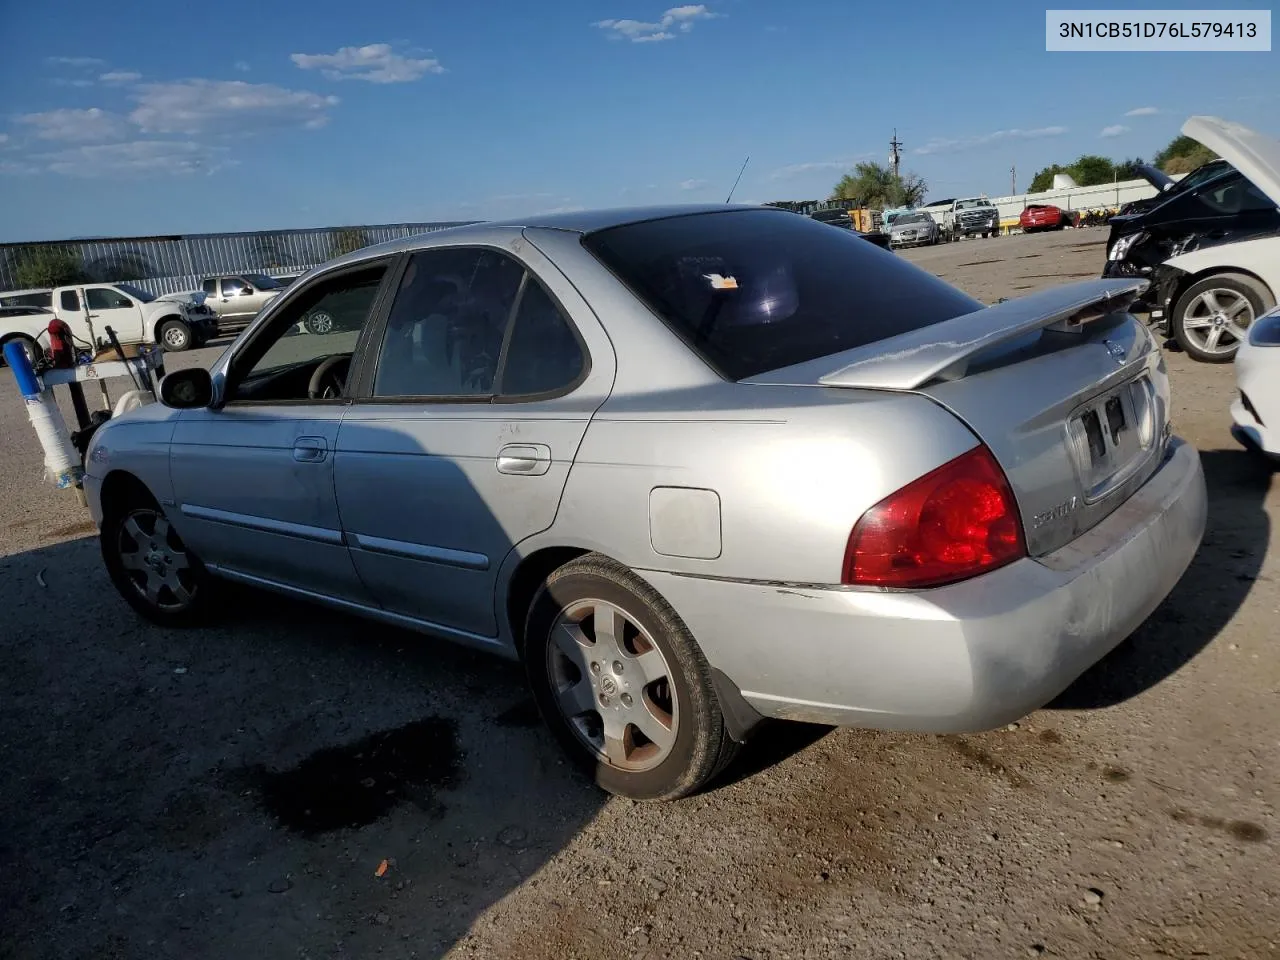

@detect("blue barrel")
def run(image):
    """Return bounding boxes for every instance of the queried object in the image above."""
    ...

[3,340,42,399]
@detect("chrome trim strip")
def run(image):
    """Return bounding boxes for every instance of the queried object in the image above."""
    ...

[349,532,490,571]
[179,503,345,546]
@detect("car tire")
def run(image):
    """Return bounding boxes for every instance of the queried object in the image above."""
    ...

[523,554,741,801]
[0,333,43,368]
[1171,272,1274,363]
[301,311,335,335]
[158,318,193,352]
[101,483,215,627]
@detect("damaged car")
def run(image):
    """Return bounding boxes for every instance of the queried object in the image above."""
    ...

[1141,117,1280,361]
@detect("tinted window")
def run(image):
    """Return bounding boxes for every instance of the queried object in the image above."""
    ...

[583,209,981,380]
[372,248,524,398]
[202,279,217,294]
[60,290,79,312]
[86,288,132,310]
[2,291,53,308]
[222,277,248,296]
[499,279,585,396]
[1191,174,1276,216]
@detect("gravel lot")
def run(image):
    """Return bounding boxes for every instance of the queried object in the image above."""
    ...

[1,227,1276,960]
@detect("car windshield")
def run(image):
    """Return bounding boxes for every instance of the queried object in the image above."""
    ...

[243,274,283,289]
[1168,159,1232,195]
[956,199,988,210]
[895,212,930,225]
[583,209,981,381]
[113,283,155,302]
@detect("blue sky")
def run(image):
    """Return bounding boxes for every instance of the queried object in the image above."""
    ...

[0,0,1276,241]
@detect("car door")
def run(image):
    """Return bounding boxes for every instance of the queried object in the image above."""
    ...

[217,277,256,324]
[85,287,145,343]
[334,241,612,639]
[168,258,396,603]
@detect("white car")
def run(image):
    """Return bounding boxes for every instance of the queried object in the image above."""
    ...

[1232,304,1280,462]
[1146,117,1280,362]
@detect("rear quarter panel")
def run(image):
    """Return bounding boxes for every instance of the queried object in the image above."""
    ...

[542,385,979,584]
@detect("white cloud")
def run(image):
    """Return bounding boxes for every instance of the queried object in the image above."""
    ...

[1100,124,1130,138]
[17,107,129,142]
[234,60,251,72]
[914,126,1068,155]
[529,204,585,216]
[51,78,95,88]
[46,56,105,68]
[37,141,229,178]
[1124,106,1160,117]
[291,43,444,83]
[679,178,709,190]
[129,79,339,134]
[100,71,142,83]
[594,5,719,42]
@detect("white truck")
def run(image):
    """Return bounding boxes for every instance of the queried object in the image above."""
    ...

[0,282,215,366]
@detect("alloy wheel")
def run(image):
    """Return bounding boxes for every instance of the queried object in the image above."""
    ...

[545,599,679,772]
[115,508,198,611]
[1180,288,1254,355]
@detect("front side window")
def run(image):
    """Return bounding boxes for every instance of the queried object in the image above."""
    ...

[86,288,132,310]
[221,277,248,297]
[372,248,524,398]
[227,264,388,403]
[584,209,981,381]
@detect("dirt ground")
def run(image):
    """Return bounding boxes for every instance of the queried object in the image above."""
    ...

[1,227,1276,960]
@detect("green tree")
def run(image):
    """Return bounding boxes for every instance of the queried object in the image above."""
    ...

[1154,134,1215,173]
[10,245,87,288]
[1029,164,1069,192]
[331,227,372,257]
[1114,156,1147,180]
[832,161,927,209]
[1070,154,1117,187]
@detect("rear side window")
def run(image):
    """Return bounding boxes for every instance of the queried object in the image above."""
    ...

[498,278,585,397]
[583,209,981,380]
[60,290,80,312]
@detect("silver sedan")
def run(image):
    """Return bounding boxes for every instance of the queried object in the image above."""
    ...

[890,210,941,247]
[84,205,1206,801]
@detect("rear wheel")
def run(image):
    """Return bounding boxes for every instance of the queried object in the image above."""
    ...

[158,318,193,352]
[0,334,42,368]
[524,555,740,801]
[1171,273,1273,363]
[302,310,335,335]
[101,485,213,626]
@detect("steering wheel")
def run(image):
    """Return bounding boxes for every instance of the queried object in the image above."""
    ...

[308,354,350,400]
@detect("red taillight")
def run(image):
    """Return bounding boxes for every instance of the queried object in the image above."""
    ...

[842,445,1026,589]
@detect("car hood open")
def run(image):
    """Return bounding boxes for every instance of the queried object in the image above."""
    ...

[1135,163,1175,192]
[1183,115,1280,208]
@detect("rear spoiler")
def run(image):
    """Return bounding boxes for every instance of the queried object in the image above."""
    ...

[757,278,1147,392]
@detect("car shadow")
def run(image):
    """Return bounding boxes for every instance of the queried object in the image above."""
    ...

[0,479,606,960]
[1049,448,1271,710]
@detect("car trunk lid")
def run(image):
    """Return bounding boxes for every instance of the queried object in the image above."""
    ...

[744,279,1171,556]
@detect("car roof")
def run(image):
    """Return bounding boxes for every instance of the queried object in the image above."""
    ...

[335,204,791,264]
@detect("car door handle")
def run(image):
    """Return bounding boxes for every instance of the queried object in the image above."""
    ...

[293,437,328,463]
[496,443,551,476]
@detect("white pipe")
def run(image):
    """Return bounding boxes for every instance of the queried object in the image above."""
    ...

[25,390,83,489]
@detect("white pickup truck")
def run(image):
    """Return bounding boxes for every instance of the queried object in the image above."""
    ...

[0,282,215,364]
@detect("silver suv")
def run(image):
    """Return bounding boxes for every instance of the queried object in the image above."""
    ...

[200,274,286,333]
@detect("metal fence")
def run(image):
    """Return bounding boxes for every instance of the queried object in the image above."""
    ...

[0,221,473,296]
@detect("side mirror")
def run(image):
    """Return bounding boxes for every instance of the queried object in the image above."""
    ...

[159,367,214,409]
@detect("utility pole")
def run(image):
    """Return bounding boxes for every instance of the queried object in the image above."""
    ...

[1011,164,1017,196]
[889,129,903,180]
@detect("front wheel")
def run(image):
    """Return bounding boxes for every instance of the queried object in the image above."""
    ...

[158,318,193,352]
[1171,273,1273,363]
[524,555,740,801]
[101,487,214,626]
[301,310,335,335]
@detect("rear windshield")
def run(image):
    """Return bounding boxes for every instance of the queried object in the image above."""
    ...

[582,209,981,380]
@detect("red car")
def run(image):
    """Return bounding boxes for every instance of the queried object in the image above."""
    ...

[1019,204,1078,232]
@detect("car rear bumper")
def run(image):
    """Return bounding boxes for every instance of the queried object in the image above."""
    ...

[639,437,1205,733]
